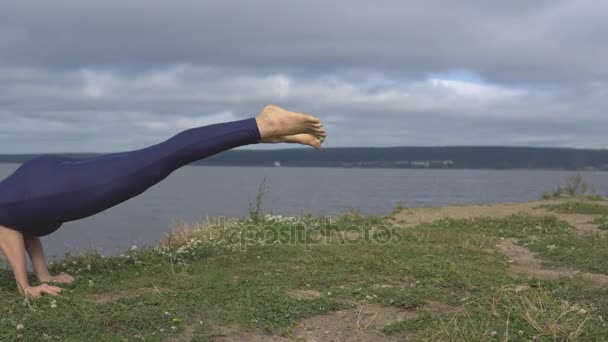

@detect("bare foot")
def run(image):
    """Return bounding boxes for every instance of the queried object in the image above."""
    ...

[255,105,326,140]
[261,133,325,150]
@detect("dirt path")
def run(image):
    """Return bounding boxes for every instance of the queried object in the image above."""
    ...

[207,304,411,341]
[390,200,601,234]
[497,238,608,286]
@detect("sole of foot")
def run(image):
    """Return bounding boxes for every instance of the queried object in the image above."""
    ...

[261,133,325,150]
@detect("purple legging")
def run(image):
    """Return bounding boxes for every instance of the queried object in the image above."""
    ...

[0,117,261,236]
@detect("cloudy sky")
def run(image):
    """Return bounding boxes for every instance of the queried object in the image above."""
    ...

[0,0,606,153]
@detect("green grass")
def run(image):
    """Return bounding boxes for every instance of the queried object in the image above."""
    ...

[1,210,608,340]
[427,214,572,238]
[592,216,608,230]
[426,213,608,276]
[522,233,608,274]
[539,201,608,215]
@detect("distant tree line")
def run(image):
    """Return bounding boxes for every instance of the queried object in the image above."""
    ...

[2,147,608,170]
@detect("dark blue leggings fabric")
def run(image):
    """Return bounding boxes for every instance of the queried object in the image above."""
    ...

[0,117,261,236]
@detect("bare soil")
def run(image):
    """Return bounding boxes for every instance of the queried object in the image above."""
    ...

[391,200,601,234]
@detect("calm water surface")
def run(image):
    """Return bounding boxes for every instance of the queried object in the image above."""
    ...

[0,164,606,259]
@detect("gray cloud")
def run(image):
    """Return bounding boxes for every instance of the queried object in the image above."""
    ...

[0,0,606,152]
[1,0,606,83]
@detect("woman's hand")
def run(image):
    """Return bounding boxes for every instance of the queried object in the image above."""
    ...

[23,284,63,298]
[40,273,75,284]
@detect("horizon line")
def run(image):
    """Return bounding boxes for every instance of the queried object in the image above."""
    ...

[1,145,607,155]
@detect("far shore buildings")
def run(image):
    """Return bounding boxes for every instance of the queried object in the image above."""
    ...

[341,160,454,168]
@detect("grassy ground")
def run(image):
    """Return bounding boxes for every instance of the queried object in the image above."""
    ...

[2,199,608,341]
[538,201,608,216]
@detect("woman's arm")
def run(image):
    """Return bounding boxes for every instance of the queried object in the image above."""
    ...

[0,225,63,297]
[0,225,29,292]
[23,235,74,284]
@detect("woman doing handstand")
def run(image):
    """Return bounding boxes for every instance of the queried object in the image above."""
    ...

[0,105,326,298]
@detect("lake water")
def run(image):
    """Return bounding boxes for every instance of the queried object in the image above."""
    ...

[0,163,607,260]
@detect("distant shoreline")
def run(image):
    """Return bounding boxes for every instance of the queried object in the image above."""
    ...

[1,161,608,173]
[1,146,608,170]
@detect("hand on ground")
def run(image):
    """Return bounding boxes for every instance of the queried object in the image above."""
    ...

[23,284,63,298]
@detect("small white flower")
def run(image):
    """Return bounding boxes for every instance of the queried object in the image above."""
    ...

[87,264,91,271]
[547,244,557,250]
[88,280,94,287]
[51,303,57,309]
[131,245,138,251]
[490,331,497,337]
[579,308,588,315]
[327,292,333,296]
[164,311,171,316]
[16,323,24,331]
[171,326,177,332]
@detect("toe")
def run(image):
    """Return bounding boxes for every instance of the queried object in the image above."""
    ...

[312,127,326,136]
[309,138,322,150]
[306,115,321,124]
[295,134,322,150]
